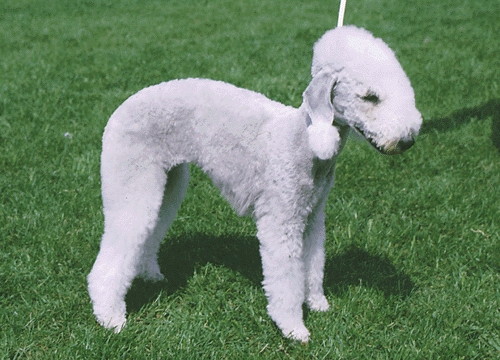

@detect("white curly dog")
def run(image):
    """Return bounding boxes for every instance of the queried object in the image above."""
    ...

[88,26,422,342]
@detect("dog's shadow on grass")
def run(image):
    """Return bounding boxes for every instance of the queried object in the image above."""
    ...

[126,234,414,312]
[421,98,500,152]
[324,245,414,298]
[126,233,262,312]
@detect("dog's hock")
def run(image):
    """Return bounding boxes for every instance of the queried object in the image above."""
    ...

[303,67,340,160]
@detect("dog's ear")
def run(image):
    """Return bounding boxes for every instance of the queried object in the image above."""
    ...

[303,66,340,160]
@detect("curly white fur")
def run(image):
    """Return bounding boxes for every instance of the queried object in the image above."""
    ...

[87,26,422,342]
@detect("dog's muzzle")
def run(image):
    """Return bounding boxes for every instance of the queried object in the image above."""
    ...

[381,136,415,155]
[353,125,415,155]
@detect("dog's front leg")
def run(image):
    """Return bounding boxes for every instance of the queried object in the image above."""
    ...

[303,204,329,312]
[256,214,310,343]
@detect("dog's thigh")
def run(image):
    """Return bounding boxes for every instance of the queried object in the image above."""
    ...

[256,212,310,342]
[139,163,190,281]
[303,207,329,311]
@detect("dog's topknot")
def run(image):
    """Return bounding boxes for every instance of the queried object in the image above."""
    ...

[311,25,402,78]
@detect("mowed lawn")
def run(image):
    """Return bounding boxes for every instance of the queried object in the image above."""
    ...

[2,0,500,358]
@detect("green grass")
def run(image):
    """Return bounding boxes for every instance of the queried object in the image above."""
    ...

[2,0,500,358]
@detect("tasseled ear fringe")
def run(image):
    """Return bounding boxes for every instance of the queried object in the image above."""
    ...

[307,122,340,160]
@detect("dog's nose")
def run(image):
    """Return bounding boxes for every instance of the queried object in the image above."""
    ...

[397,136,415,152]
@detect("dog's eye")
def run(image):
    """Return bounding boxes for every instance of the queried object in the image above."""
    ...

[361,93,380,104]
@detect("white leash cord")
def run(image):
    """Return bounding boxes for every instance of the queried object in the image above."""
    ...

[337,0,347,27]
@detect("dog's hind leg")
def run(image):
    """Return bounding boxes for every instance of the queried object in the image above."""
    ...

[138,163,190,281]
[87,156,175,332]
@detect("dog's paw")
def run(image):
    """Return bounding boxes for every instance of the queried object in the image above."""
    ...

[138,263,166,282]
[307,294,330,312]
[284,324,310,344]
[139,271,166,282]
[96,312,127,333]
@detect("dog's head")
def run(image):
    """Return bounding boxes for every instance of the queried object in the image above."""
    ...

[304,26,422,156]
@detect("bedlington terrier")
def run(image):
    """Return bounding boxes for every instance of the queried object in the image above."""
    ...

[88,26,422,342]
